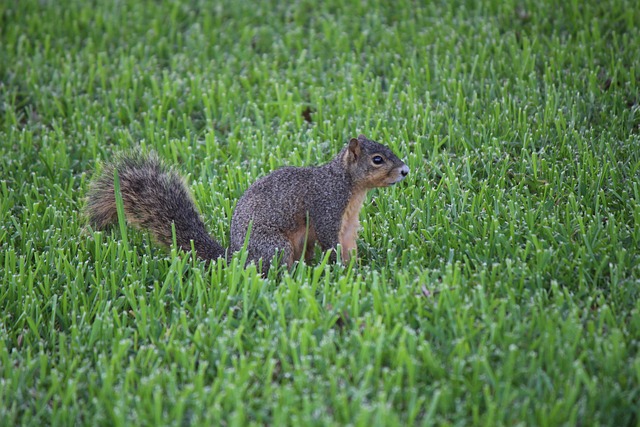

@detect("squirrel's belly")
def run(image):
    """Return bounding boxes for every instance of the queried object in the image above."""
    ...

[338,189,367,261]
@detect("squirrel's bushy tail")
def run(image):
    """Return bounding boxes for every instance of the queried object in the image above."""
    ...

[85,151,226,260]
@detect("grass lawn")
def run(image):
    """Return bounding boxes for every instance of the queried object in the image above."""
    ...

[1,0,639,425]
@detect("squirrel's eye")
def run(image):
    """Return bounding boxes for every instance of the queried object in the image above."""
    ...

[372,156,385,165]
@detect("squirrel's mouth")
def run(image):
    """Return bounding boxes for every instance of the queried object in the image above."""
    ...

[384,176,406,186]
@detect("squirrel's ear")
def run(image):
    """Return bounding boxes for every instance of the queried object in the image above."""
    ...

[348,137,361,161]
[357,134,367,141]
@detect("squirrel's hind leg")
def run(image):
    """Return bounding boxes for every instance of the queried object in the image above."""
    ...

[247,232,294,275]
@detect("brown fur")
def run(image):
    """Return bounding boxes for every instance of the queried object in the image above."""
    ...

[286,219,317,263]
[85,135,409,274]
[338,188,367,261]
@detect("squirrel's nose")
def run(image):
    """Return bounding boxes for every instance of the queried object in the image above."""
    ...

[400,165,409,177]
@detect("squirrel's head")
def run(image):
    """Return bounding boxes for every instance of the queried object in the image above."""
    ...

[342,134,409,189]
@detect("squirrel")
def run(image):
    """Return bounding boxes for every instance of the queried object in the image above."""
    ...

[85,134,409,274]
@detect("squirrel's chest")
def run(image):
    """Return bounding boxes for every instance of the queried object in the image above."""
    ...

[338,189,367,261]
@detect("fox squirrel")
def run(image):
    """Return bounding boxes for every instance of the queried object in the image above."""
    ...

[86,134,409,273]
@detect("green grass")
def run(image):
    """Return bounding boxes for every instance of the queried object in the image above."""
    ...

[1,0,639,425]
